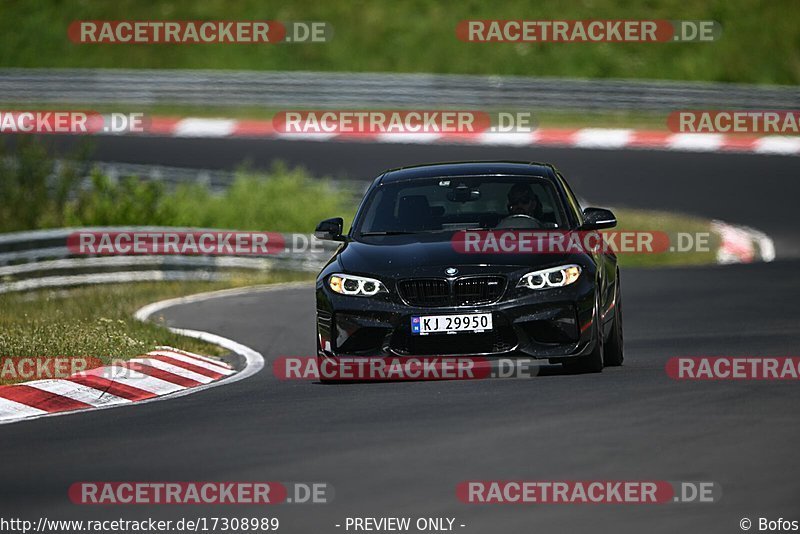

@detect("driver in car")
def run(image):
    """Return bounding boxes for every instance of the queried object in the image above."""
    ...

[496,183,557,229]
[507,183,540,218]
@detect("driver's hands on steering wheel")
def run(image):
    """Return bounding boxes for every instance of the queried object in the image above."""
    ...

[502,184,557,229]
[495,213,556,229]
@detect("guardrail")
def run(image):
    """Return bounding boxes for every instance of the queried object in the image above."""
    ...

[1,69,798,111]
[0,227,338,294]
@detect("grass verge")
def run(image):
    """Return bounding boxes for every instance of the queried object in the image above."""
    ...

[1,1,799,85]
[0,271,313,385]
[612,207,721,267]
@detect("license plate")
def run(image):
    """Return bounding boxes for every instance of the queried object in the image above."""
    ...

[411,313,493,335]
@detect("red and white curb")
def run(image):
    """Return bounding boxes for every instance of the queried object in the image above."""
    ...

[126,117,800,156]
[712,221,776,264]
[0,284,302,425]
[0,347,234,422]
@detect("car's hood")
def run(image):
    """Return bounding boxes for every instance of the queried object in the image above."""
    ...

[337,236,587,278]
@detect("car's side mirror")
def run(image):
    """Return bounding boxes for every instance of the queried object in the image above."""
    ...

[314,217,346,241]
[581,207,617,230]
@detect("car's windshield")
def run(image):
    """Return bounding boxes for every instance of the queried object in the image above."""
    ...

[356,175,567,235]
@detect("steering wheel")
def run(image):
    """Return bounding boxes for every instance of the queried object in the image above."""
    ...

[495,214,543,229]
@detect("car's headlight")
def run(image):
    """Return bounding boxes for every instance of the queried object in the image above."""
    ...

[517,265,582,290]
[328,273,386,296]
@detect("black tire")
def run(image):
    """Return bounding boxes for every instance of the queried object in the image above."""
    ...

[604,278,624,367]
[564,293,604,374]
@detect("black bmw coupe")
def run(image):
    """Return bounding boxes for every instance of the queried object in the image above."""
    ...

[314,161,623,374]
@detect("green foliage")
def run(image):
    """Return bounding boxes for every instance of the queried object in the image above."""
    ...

[0,0,797,84]
[156,163,355,231]
[0,139,355,233]
[65,172,170,226]
[0,138,83,231]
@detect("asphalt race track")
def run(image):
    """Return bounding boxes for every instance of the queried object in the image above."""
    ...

[1,138,799,533]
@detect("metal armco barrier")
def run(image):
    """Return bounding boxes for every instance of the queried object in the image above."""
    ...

[0,227,339,293]
[0,69,798,111]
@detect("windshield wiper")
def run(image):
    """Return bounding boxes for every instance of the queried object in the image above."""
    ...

[359,231,418,236]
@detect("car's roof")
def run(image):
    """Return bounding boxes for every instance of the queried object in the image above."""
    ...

[378,161,556,183]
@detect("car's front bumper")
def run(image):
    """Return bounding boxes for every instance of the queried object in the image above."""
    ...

[316,277,598,362]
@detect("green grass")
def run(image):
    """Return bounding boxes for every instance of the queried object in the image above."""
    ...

[0,0,798,85]
[0,271,313,385]
[613,207,721,267]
